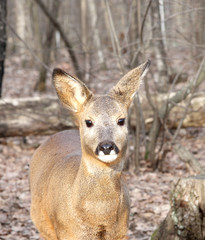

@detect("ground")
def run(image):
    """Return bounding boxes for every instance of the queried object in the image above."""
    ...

[0,55,205,239]
[1,134,204,240]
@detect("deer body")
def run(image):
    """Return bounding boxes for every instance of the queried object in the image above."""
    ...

[30,60,150,240]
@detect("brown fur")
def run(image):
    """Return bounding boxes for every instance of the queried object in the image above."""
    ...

[30,60,150,239]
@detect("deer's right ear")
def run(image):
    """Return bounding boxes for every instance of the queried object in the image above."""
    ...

[53,68,92,112]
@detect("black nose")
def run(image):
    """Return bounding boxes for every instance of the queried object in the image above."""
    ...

[99,142,113,155]
[96,141,119,155]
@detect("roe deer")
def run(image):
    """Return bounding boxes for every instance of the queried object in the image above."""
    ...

[29,60,150,240]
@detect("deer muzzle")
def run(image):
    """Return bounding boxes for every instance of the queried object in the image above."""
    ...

[95,141,119,163]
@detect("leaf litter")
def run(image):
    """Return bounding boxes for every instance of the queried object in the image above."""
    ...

[0,133,204,240]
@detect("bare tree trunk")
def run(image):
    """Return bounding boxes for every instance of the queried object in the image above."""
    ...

[15,0,26,56]
[150,0,169,93]
[159,0,166,49]
[30,1,43,66]
[15,0,37,66]
[81,0,91,82]
[81,0,87,53]
[128,0,140,67]
[33,0,83,80]
[133,94,141,173]
[0,0,7,98]
[35,0,60,92]
[192,0,205,60]
[151,175,205,240]
[88,0,105,67]
[129,0,152,170]
[104,0,125,73]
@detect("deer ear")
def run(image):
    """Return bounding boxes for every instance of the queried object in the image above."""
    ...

[109,60,151,108]
[53,68,92,112]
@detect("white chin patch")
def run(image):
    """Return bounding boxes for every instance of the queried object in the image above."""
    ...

[97,150,118,163]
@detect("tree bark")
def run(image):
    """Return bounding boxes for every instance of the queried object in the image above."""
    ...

[151,175,205,240]
[0,0,7,98]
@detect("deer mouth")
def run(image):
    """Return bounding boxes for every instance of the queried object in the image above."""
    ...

[98,150,118,162]
[95,141,119,163]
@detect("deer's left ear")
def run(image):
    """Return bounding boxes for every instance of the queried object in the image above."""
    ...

[109,60,151,108]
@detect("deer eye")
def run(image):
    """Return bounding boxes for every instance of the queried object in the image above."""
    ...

[85,120,93,128]
[117,118,125,126]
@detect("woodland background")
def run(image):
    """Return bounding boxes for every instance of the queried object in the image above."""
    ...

[0,0,205,239]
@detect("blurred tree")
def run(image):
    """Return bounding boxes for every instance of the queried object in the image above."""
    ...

[0,0,7,98]
[81,0,90,82]
[30,0,43,66]
[33,0,83,80]
[190,0,205,60]
[128,0,140,67]
[34,0,60,92]
[88,0,106,67]
[150,0,169,93]
[15,0,26,56]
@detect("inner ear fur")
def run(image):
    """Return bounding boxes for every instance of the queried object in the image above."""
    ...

[53,68,92,112]
[109,60,151,107]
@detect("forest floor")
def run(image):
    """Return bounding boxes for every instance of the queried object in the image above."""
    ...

[1,133,205,240]
[0,55,205,239]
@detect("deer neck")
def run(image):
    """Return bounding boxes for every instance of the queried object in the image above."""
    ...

[71,152,124,226]
[72,151,123,203]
